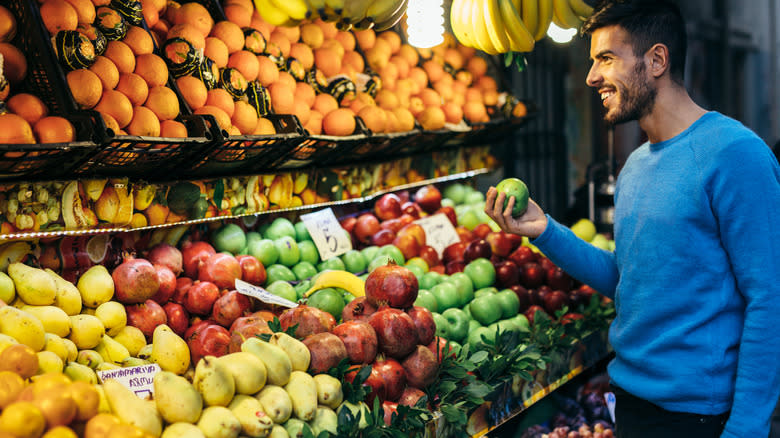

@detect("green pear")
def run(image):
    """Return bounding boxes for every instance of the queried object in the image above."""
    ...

[308,406,338,436]
[8,263,56,305]
[228,394,274,437]
[217,352,267,395]
[197,406,241,438]
[103,379,163,437]
[45,269,82,315]
[269,425,289,438]
[283,418,313,438]
[151,324,190,375]
[0,271,15,304]
[193,356,236,407]
[241,337,292,386]
[284,371,317,421]
[64,361,98,383]
[255,385,292,424]
[154,371,203,424]
[312,374,343,409]
[161,423,206,438]
[76,349,104,370]
[95,334,130,364]
[268,332,310,372]
[76,265,114,308]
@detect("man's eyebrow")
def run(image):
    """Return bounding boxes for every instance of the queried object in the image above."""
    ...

[591,50,615,61]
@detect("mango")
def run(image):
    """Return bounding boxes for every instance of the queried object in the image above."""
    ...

[162,423,206,438]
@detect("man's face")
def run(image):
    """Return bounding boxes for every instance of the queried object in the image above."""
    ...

[586,25,657,125]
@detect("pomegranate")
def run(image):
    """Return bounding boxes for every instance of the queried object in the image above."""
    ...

[126,300,167,338]
[150,264,177,304]
[406,306,436,346]
[279,305,336,339]
[368,308,418,359]
[112,257,160,304]
[186,322,231,364]
[332,320,378,364]
[163,302,189,336]
[211,290,252,327]
[235,255,266,285]
[147,243,183,276]
[182,241,216,279]
[398,387,427,408]
[427,337,456,364]
[345,365,386,404]
[401,345,438,389]
[341,296,378,322]
[373,358,407,402]
[303,332,348,374]
[198,253,241,290]
[228,315,272,353]
[382,401,398,426]
[172,277,193,305]
[184,281,220,315]
[365,262,419,309]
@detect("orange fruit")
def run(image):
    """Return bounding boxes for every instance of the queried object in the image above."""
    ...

[467,56,488,78]
[354,29,375,51]
[166,23,205,49]
[268,31,291,58]
[347,92,374,113]
[314,19,337,39]
[384,109,399,132]
[63,0,96,24]
[374,88,399,110]
[417,106,446,130]
[115,72,149,106]
[145,86,180,121]
[476,75,497,92]
[0,6,17,43]
[273,26,299,43]
[365,46,390,72]
[104,40,135,74]
[100,112,120,133]
[322,108,355,136]
[231,100,258,134]
[0,114,34,144]
[300,23,323,49]
[227,50,259,82]
[334,31,355,52]
[40,0,78,34]
[442,102,463,124]
[89,55,119,89]
[312,93,338,115]
[419,88,442,107]
[289,43,314,70]
[377,31,401,54]
[204,37,229,68]
[254,117,276,135]
[0,43,25,83]
[409,67,428,91]
[389,55,410,78]
[455,69,473,85]
[7,93,49,125]
[140,0,159,27]
[304,110,322,135]
[95,89,133,127]
[134,53,169,87]
[204,88,235,118]
[175,75,207,110]
[294,82,316,107]
[392,107,416,132]
[422,60,444,83]
[210,20,243,54]
[256,55,279,86]
[463,100,489,123]
[398,44,419,67]
[320,39,345,60]
[223,0,253,13]
[268,82,294,114]
[434,78,455,102]
[342,50,364,75]
[358,105,387,134]
[160,119,188,137]
[292,100,310,126]
[314,48,341,78]
[126,106,161,136]
[151,20,169,42]
[173,2,213,37]
[194,105,230,130]
[408,96,425,116]
[222,3,251,28]
[443,48,464,70]
[457,44,477,60]
[275,71,296,90]
[0,344,38,379]
[483,88,498,106]
[67,68,102,109]
[465,86,482,102]
[123,25,154,55]
[249,12,273,40]
[34,116,76,143]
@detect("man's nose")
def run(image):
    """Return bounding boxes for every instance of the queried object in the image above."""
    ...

[586,64,601,87]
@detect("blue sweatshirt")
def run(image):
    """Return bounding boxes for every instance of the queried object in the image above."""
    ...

[531,112,780,437]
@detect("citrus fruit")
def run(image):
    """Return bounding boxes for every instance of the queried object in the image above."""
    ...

[33,117,75,143]
[115,72,149,106]
[0,43,26,83]
[175,75,207,110]
[39,0,78,34]
[88,56,119,89]
[126,106,161,136]
[104,40,135,74]
[6,93,48,125]
[160,119,188,137]
[123,25,154,55]
[0,344,38,379]
[210,20,243,54]
[0,114,35,144]
[134,53,168,87]
[94,89,133,128]
[145,86,180,121]
[67,68,102,109]
[204,37,229,68]
[0,401,46,438]
[0,6,17,43]
[322,108,355,136]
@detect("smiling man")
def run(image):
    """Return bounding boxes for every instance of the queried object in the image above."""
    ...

[484,1,780,437]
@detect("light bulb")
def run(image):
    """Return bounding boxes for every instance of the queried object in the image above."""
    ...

[546,22,578,44]
[406,0,445,48]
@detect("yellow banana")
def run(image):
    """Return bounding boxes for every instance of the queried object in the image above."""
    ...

[499,0,534,52]
[366,0,404,28]
[374,0,407,31]
[450,0,468,46]
[519,0,538,39]
[471,0,497,54]
[553,0,582,29]
[324,0,345,17]
[303,270,365,298]
[268,0,308,20]
[535,0,554,40]
[340,0,372,25]
[456,0,477,47]
[304,0,326,20]
[568,0,593,18]
[484,0,511,53]
[254,0,293,26]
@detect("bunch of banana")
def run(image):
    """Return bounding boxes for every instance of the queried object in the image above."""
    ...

[552,0,594,29]
[301,0,408,31]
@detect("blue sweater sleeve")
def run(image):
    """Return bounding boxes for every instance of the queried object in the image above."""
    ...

[714,141,780,437]
[531,215,620,299]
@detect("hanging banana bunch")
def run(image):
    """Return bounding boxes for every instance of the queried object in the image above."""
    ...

[450,0,594,54]
[257,0,409,31]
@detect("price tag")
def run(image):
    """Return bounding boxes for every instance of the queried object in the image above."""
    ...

[414,213,460,257]
[604,392,616,423]
[300,208,352,260]
[236,279,298,308]
[96,363,161,400]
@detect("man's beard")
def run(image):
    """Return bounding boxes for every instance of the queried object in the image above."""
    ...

[605,62,657,125]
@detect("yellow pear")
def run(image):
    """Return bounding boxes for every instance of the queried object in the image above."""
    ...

[154,371,203,424]
[94,301,126,337]
[45,269,82,316]
[68,315,105,350]
[42,333,69,362]
[241,337,292,386]
[21,305,71,337]
[313,374,343,409]
[76,266,114,308]
[150,325,190,375]
[112,326,146,357]
[217,352,267,395]
[8,263,56,306]
[0,271,15,304]
[102,379,162,437]
[308,406,338,436]
[268,332,310,372]
[228,395,274,437]
[95,334,130,364]
[192,356,235,407]
[284,371,317,421]
[63,361,97,384]
[196,406,241,438]
[36,350,64,374]
[0,306,46,351]
[255,385,292,424]
[161,423,206,438]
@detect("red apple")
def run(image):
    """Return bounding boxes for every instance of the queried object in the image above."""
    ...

[340,216,357,234]
[371,229,396,246]
[455,226,474,243]
[520,262,545,288]
[373,358,407,401]
[355,214,381,244]
[463,239,492,263]
[445,260,466,274]
[510,284,531,312]
[486,232,514,258]
[495,260,520,288]
[435,206,457,227]
[508,246,537,267]
[430,265,446,275]
[163,302,189,336]
[506,233,524,252]
[560,312,584,325]
[332,320,378,364]
[546,266,573,292]
[538,256,556,272]
[542,290,570,314]
[396,190,410,204]
[472,223,492,240]
[413,185,442,213]
[524,305,547,324]
[397,223,426,247]
[398,214,415,227]
[380,218,405,234]
[418,245,441,268]
[442,241,467,263]
[375,193,402,221]
[569,284,596,309]
[236,255,266,286]
[401,201,423,218]
[393,234,421,260]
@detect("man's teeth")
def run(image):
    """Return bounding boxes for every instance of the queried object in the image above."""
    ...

[600,91,615,101]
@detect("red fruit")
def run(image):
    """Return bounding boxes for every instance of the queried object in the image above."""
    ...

[373,358,406,401]
[401,201,423,218]
[418,245,440,268]
[427,336,455,364]
[379,218,405,234]
[401,344,438,389]
[570,284,596,308]
[397,223,426,247]
[520,262,545,288]
[510,284,531,312]
[228,315,272,353]
[455,226,474,243]
[150,264,177,304]
[472,223,492,240]
[186,322,231,364]
[303,332,348,374]
[236,255,266,285]
[382,401,398,426]
[340,216,357,234]
[392,234,420,260]
[341,296,378,322]
[181,241,216,278]
[445,260,466,275]
[371,229,396,246]
[413,185,442,213]
[463,239,491,263]
[398,387,427,408]
[486,231,514,257]
[406,306,435,346]
[211,290,252,327]
[365,262,419,309]
[434,206,457,227]
[279,305,336,339]
[163,302,189,336]
[546,266,573,292]
[345,365,386,404]
[147,243,183,276]
[368,308,418,359]
[198,253,241,290]
[126,299,167,338]
[495,260,520,288]
[542,290,570,314]
[374,193,402,221]
[332,320,378,364]
[560,312,584,325]
[112,257,160,304]
[184,281,220,315]
[538,256,556,272]
[508,246,537,266]
[442,241,466,263]
[172,277,193,304]
[354,214,381,244]
[524,305,547,324]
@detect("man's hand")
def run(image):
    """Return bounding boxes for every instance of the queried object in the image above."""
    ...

[485,187,548,239]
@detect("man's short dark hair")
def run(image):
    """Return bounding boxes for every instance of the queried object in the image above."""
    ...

[581,0,687,85]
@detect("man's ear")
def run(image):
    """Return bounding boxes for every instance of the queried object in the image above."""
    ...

[647,43,670,78]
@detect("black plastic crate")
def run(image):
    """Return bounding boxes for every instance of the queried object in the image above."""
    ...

[340,128,421,163]
[274,116,370,169]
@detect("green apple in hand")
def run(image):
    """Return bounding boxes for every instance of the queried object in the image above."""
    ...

[495,177,530,217]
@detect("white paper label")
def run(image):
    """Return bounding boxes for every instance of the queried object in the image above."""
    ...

[236,279,298,308]
[97,363,161,400]
[301,208,352,260]
[414,213,460,256]
[604,392,616,423]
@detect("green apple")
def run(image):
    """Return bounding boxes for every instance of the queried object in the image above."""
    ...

[405,264,425,281]
[367,255,394,273]
[432,312,451,339]
[495,290,521,318]
[467,326,492,350]
[318,256,346,272]
[495,177,529,217]
[458,209,481,231]
[360,246,380,263]
[294,221,312,242]
[212,223,246,255]
[341,250,367,274]
[377,245,405,265]
[464,258,496,289]
[294,279,311,299]
[463,303,474,320]
[264,217,296,240]
[266,264,297,284]
[246,231,262,246]
[443,183,467,204]
[292,261,318,281]
[473,287,498,299]
[343,291,356,304]
[493,319,521,335]
[510,313,531,332]
[442,308,469,343]
[414,289,438,312]
[266,280,297,303]
[445,272,474,308]
[440,198,455,208]
[274,236,300,267]
[405,257,429,274]
[297,240,320,265]
[419,271,444,290]
[431,282,459,311]
[469,294,502,326]
[307,288,345,320]
[468,319,481,332]
[464,190,485,205]
[247,238,279,267]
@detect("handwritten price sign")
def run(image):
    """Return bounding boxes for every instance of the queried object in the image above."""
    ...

[236,279,298,308]
[414,213,460,257]
[301,208,352,261]
[97,364,161,400]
